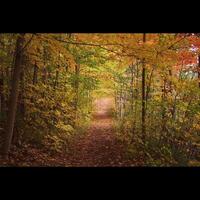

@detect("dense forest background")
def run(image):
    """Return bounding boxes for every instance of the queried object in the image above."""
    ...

[0,33,200,166]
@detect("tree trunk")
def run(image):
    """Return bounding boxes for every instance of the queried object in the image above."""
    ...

[130,64,134,113]
[54,70,59,89]
[198,55,200,88]
[0,69,4,117]
[161,78,167,132]
[33,61,38,85]
[19,65,25,117]
[134,61,139,129]
[74,64,80,123]
[42,67,47,84]
[2,34,25,157]
[168,69,172,93]
[142,33,146,141]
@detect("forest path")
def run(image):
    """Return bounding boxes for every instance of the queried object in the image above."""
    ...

[0,97,140,166]
[66,98,134,167]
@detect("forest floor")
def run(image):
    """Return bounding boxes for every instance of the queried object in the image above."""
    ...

[0,98,141,167]
[65,98,138,167]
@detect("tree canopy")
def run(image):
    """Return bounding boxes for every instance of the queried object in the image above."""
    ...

[0,33,200,166]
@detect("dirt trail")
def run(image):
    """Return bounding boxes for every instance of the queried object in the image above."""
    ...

[67,98,134,167]
[0,97,137,167]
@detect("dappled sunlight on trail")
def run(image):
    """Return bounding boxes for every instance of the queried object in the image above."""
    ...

[93,97,114,119]
[67,97,137,167]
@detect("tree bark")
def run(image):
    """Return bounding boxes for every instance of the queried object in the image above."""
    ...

[142,33,146,141]
[19,64,25,117]
[54,70,59,89]
[161,78,167,132]
[130,64,134,113]
[134,61,139,132]
[0,69,4,117]
[2,34,25,157]
[74,64,80,122]
[198,54,200,88]
[33,61,38,85]
[42,67,47,84]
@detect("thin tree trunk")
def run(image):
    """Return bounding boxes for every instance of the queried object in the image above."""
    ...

[161,78,167,132]
[54,70,59,89]
[120,85,123,119]
[33,61,38,85]
[74,64,80,123]
[198,55,200,88]
[55,52,61,89]
[0,69,4,117]
[130,64,134,113]
[146,65,156,109]
[168,69,172,93]
[142,33,146,141]
[134,61,139,133]
[19,65,25,117]
[42,67,47,84]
